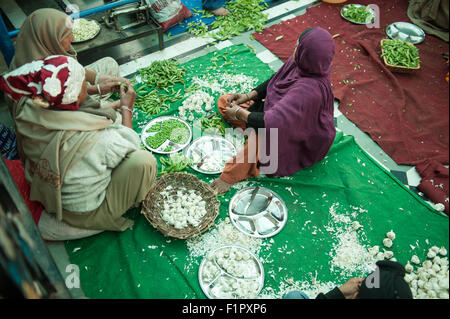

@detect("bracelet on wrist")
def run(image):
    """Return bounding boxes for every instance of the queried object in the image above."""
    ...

[245,93,251,101]
[233,108,240,121]
[120,105,133,115]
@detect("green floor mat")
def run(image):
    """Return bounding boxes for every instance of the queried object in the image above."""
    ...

[65,45,449,299]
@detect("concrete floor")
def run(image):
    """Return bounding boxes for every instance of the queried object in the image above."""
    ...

[1,0,432,298]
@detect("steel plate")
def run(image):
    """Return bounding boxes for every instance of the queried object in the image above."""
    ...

[184,136,237,175]
[229,187,288,238]
[141,116,192,154]
[386,22,425,44]
[198,245,264,299]
[340,4,376,25]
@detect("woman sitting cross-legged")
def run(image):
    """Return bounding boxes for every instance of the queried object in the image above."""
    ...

[0,55,157,232]
[211,27,337,194]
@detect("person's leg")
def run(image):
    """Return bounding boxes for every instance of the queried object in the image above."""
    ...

[211,131,259,194]
[283,291,310,299]
[62,150,157,231]
[202,0,229,16]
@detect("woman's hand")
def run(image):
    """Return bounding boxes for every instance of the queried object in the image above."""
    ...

[227,90,258,106]
[120,84,136,108]
[97,75,131,95]
[227,93,249,105]
[223,103,242,120]
[338,278,364,299]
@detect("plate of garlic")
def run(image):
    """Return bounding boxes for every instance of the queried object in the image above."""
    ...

[229,187,288,238]
[71,18,101,43]
[198,245,264,299]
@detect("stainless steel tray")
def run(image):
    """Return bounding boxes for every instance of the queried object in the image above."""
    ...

[340,4,376,25]
[386,22,425,44]
[184,136,237,175]
[141,116,192,154]
[198,245,264,299]
[229,187,288,238]
[71,19,101,43]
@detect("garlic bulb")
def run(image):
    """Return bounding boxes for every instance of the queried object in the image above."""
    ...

[427,249,437,259]
[405,262,414,273]
[386,230,396,240]
[411,255,420,265]
[383,238,393,248]
[383,250,394,259]
[369,245,380,256]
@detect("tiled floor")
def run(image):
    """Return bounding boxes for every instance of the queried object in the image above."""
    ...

[3,0,437,298]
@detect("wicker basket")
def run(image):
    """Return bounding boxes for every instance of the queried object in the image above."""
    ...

[380,39,420,74]
[141,172,220,239]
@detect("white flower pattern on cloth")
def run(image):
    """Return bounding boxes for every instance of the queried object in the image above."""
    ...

[43,77,62,97]
[62,56,85,104]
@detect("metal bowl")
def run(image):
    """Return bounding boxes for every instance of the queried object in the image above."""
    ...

[198,245,265,299]
[386,22,425,44]
[340,4,376,25]
[184,136,237,175]
[141,116,192,154]
[229,187,288,238]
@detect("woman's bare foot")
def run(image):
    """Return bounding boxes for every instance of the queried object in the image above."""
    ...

[210,178,233,194]
[211,7,230,16]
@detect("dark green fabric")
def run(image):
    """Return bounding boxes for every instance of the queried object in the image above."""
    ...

[65,45,449,299]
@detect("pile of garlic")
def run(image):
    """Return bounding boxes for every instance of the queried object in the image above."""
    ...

[72,18,100,42]
[368,230,398,262]
[179,90,214,122]
[202,247,261,298]
[159,186,207,229]
[404,246,449,299]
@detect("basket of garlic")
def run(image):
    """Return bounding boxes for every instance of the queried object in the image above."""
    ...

[142,172,220,239]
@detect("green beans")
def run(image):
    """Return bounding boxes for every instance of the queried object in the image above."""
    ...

[201,114,227,136]
[159,153,195,175]
[138,59,186,90]
[145,120,190,150]
[342,5,374,24]
[187,0,268,41]
[381,39,421,68]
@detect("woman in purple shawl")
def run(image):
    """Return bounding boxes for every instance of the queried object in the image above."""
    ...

[211,27,336,194]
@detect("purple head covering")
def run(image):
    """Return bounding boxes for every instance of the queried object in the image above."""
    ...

[261,27,336,176]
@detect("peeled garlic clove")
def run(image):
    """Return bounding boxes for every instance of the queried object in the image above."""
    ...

[386,230,396,240]
[383,238,393,248]
[439,247,447,256]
